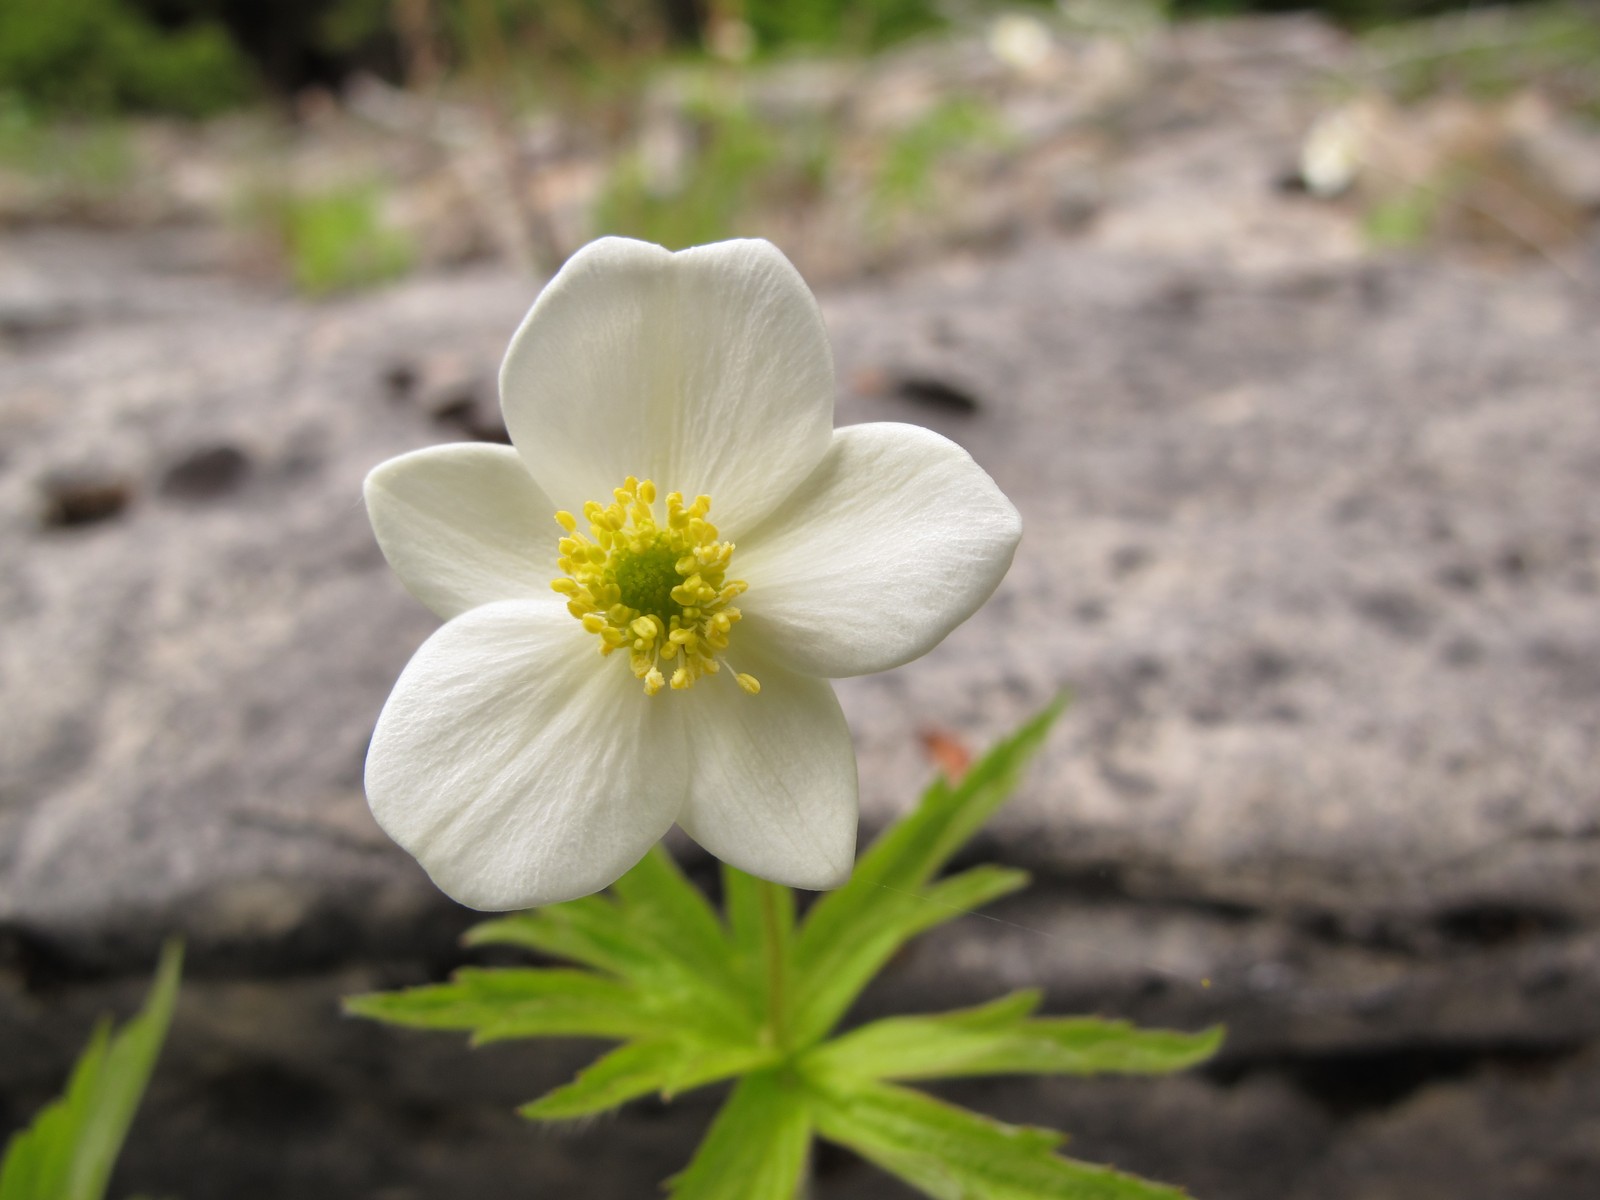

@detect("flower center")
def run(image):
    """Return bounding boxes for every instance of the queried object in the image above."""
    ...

[551,476,760,697]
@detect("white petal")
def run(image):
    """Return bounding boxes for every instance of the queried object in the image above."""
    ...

[499,237,835,537]
[365,599,687,909]
[365,443,559,620]
[736,423,1021,678]
[677,655,857,891]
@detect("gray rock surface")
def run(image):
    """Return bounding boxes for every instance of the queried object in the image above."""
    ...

[5,18,1600,1200]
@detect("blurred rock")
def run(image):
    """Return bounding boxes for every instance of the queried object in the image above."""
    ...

[3,14,1600,1200]
[3,215,1599,1196]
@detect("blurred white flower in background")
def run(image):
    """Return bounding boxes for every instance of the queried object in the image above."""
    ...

[988,12,1055,76]
[363,238,1020,910]
[1301,105,1369,198]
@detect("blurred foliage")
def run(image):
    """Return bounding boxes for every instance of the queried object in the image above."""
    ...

[742,0,947,51]
[872,97,1009,226]
[595,85,831,247]
[245,182,415,295]
[1363,184,1442,246]
[3,0,1583,117]
[0,98,136,200]
[1355,3,1600,121]
[0,0,253,116]
[0,944,181,1200]
[1169,0,1562,23]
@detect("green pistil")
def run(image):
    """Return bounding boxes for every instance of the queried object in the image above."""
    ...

[613,540,683,623]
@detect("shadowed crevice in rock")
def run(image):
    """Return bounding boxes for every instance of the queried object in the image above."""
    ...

[1203,1039,1584,1118]
[37,471,133,528]
[160,445,253,501]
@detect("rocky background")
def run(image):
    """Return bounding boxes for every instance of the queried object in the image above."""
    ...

[4,9,1600,1200]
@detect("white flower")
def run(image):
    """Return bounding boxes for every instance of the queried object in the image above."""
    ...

[987,13,1054,76]
[363,238,1020,910]
[1300,106,1366,199]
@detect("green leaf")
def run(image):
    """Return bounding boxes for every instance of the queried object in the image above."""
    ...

[791,699,1065,1044]
[345,967,665,1042]
[667,1070,812,1200]
[1,941,182,1200]
[464,850,759,1033]
[850,696,1065,896]
[522,1037,779,1121]
[608,847,743,988]
[807,993,1223,1083]
[789,864,1030,1048]
[467,894,700,987]
[464,895,630,969]
[807,1076,1190,1200]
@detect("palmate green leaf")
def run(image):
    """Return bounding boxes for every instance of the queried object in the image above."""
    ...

[807,991,1223,1083]
[344,698,1222,1200]
[0,941,182,1200]
[523,1037,779,1120]
[806,1076,1191,1200]
[667,1070,812,1200]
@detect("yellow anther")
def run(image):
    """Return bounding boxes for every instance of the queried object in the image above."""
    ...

[549,477,755,697]
[736,673,761,695]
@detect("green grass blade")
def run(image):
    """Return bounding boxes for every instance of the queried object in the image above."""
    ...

[0,941,182,1200]
[666,1070,812,1200]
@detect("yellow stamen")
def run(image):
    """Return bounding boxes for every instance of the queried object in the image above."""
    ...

[550,477,758,696]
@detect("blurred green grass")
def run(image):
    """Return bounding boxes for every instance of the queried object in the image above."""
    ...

[2,0,1592,291]
[242,182,417,296]
[1,1,1585,118]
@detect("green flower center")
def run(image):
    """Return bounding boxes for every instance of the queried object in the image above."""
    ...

[612,539,683,625]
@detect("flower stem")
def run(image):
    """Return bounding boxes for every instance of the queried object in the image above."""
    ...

[759,880,790,1052]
